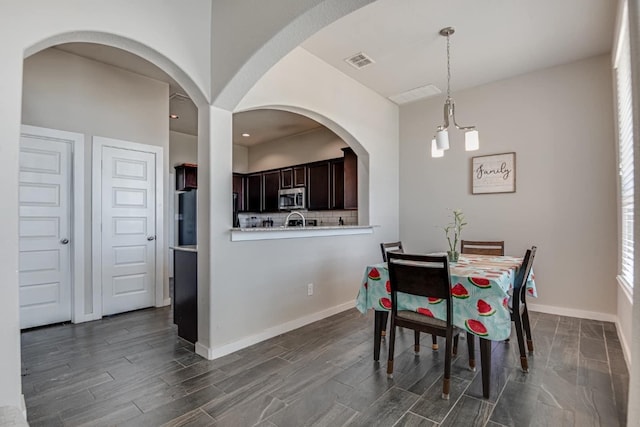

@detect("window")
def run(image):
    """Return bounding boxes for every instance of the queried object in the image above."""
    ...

[615,6,634,293]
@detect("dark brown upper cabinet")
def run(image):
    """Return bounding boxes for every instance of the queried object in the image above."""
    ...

[307,162,331,210]
[262,170,280,212]
[175,163,197,191]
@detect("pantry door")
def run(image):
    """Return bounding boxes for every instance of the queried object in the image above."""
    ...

[18,134,72,328]
[94,138,162,316]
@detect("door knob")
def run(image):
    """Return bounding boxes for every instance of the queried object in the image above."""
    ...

[60,238,69,244]
[147,236,156,241]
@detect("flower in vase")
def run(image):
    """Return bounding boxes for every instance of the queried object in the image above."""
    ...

[443,209,467,254]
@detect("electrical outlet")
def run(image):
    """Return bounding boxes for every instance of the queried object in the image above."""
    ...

[307,283,314,296]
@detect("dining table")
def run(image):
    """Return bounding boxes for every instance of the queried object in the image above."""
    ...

[355,253,537,398]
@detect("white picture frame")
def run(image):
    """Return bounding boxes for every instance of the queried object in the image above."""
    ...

[471,152,516,194]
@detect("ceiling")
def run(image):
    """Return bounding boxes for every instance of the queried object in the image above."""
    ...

[53,0,616,143]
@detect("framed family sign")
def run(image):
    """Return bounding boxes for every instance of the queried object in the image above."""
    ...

[471,152,516,194]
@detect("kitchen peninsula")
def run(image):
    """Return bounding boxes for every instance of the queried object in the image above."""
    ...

[230,223,375,241]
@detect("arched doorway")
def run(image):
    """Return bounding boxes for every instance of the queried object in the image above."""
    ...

[20,38,206,326]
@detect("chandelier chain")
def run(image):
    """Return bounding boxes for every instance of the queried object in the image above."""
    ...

[446,32,451,99]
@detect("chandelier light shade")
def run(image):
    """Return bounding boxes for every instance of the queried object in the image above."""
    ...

[431,27,479,157]
[431,139,444,157]
[465,129,479,151]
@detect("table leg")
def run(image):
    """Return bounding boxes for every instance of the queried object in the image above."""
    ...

[480,338,491,398]
[374,311,388,361]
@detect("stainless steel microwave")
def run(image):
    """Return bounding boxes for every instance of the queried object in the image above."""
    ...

[278,188,305,210]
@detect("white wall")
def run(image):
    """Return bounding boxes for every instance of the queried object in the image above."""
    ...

[170,131,198,167]
[232,144,249,173]
[204,46,399,357]
[0,0,360,410]
[400,55,617,317]
[247,127,347,172]
[22,47,171,317]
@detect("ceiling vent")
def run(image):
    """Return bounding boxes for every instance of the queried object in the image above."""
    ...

[388,84,441,105]
[344,52,375,70]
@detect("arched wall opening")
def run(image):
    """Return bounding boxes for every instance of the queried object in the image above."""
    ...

[232,105,371,226]
[17,30,212,375]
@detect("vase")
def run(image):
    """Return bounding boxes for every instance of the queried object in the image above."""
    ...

[447,250,459,262]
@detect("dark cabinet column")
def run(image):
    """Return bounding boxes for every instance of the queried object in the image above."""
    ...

[342,147,358,209]
[232,173,245,212]
[331,159,344,210]
[281,168,293,188]
[173,250,197,343]
[263,170,280,212]
[246,173,262,212]
[307,162,331,210]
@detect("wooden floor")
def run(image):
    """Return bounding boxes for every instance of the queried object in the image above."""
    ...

[21,307,628,426]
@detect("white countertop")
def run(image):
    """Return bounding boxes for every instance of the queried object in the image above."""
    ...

[230,225,376,241]
[170,245,198,252]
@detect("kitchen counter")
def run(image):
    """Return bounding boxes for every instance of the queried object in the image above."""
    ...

[170,245,197,252]
[230,225,376,241]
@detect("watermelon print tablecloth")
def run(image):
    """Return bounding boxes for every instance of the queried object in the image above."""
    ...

[355,254,537,341]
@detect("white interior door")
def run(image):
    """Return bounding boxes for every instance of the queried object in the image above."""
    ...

[100,146,157,316]
[19,137,72,329]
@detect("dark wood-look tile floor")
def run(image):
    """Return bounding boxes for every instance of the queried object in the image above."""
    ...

[21,307,628,426]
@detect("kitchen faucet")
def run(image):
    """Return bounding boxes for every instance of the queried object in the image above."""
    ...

[284,211,305,227]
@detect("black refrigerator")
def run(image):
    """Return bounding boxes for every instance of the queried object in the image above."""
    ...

[178,190,197,245]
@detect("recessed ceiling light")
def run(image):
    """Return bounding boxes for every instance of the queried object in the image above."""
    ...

[242,133,250,137]
[169,114,179,119]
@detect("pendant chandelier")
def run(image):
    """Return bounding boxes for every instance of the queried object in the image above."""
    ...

[431,27,479,158]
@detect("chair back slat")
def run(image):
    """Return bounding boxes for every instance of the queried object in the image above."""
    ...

[387,252,452,306]
[460,240,504,256]
[380,241,404,262]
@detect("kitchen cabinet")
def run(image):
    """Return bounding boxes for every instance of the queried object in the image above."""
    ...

[331,159,344,210]
[281,166,306,189]
[246,173,262,212]
[262,170,280,212]
[293,166,306,187]
[342,147,358,209]
[307,161,331,210]
[281,168,293,188]
[245,171,280,212]
[232,173,245,212]
[175,163,197,191]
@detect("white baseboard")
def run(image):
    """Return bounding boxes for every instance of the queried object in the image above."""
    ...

[615,319,632,370]
[20,394,26,419]
[527,303,617,323]
[162,298,171,307]
[196,300,356,361]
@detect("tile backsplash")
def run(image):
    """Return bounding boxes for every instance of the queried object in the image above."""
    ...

[237,210,358,228]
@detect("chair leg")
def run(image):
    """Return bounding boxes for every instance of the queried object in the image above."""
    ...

[442,329,452,400]
[381,311,388,338]
[466,332,476,371]
[414,330,420,354]
[453,334,459,356]
[432,334,439,350]
[522,306,534,352]
[386,321,396,378]
[513,314,529,372]
[374,311,384,361]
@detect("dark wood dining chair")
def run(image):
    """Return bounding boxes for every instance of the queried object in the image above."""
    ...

[380,242,439,350]
[386,252,474,399]
[460,240,505,256]
[510,246,537,372]
[380,241,403,262]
